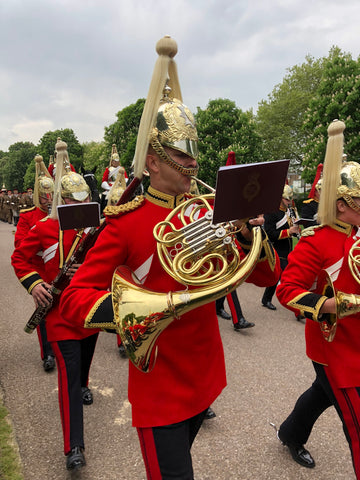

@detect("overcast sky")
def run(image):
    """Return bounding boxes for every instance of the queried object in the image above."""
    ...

[0,0,359,152]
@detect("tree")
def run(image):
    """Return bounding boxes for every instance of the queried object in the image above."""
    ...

[82,141,108,185]
[104,99,145,174]
[37,129,84,171]
[256,55,325,170]
[195,99,267,188]
[0,142,37,191]
[302,47,360,182]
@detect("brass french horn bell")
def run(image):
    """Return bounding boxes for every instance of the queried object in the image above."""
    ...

[318,269,360,342]
[112,193,264,372]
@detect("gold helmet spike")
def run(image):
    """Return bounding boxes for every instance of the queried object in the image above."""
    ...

[131,35,198,180]
[33,155,54,208]
[318,120,346,225]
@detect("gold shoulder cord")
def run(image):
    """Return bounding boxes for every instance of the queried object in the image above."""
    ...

[103,195,145,217]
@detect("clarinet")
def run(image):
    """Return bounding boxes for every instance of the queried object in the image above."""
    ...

[287,207,300,240]
[24,176,143,334]
[24,226,100,333]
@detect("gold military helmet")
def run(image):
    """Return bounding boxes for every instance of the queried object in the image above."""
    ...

[282,184,293,201]
[61,171,90,202]
[38,176,54,198]
[50,139,90,219]
[109,144,120,167]
[33,154,54,208]
[131,35,199,180]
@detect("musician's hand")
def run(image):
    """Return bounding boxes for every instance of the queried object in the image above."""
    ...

[31,283,53,308]
[289,225,300,236]
[320,297,336,315]
[66,263,82,279]
[248,214,264,227]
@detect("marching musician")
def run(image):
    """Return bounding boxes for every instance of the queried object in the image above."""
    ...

[261,184,300,311]
[15,155,56,372]
[300,162,323,226]
[100,144,128,211]
[276,120,360,479]
[11,140,99,471]
[60,36,281,479]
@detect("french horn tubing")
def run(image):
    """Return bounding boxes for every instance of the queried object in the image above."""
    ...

[318,268,360,342]
[112,192,264,372]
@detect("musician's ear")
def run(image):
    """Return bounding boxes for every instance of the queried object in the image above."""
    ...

[146,152,160,174]
[336,199,347,213]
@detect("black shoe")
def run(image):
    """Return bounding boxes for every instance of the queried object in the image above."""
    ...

[118,344,127,358]
[234,317,255,330]
[277,428,315,468]
[262,301,277,310]
[66,446,86,471]
[43,355,55,372]
[216,308,231,320]
[204,407,216,419]
[81,387,93,405]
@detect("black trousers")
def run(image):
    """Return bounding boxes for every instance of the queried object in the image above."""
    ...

[279,366,332,445]
[51,333,98,454]
[137,409,208,480]
[36,320,54,360]
[262,257,288,303]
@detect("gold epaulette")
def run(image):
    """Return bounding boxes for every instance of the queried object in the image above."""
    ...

[19,206,36,213]
[301,224,323,237]
[103,195,145,217]
[302,198,313,204]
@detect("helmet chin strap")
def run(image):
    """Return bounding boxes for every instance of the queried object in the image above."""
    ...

[150,137,199,177]
[343,195,360,214]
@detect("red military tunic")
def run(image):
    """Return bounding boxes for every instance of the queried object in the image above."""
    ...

[11,216,99,342]
[14,205,49,278]
[102,166,128,187]
[277,220,360,388]
[60,187,280,428]
[15,206,48,247]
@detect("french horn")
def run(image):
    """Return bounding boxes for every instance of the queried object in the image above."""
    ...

[318,268,360,342]
[112,193,264,372]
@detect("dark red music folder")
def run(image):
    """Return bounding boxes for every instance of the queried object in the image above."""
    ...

[212,159,290,224]
[57,202,101,230]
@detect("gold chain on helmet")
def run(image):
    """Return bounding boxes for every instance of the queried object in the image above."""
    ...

[150,130,199,177]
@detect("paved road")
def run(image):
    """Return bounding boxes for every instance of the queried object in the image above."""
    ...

[0,220,355,479]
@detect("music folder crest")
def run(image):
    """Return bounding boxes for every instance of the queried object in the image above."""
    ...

[57,202,101,230]
[212,159,290,224]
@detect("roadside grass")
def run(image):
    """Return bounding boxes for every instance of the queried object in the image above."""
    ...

[0,401,23,480]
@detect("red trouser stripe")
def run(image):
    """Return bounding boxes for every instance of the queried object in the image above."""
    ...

[227,293,237,325]
[325,371,360,479]
[51,342,71,454]
[137,427,162,480]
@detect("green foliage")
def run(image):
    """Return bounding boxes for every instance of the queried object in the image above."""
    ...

[0,142,37,192]
[256,55,325,167]
[302,47,360,182]
[195,99,267,188]
[104,99,145,174]
[82,141,108,185]
[37,129,83,171]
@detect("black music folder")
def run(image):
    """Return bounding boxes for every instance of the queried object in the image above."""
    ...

[212,159,290,224]
[57,202,101,230]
